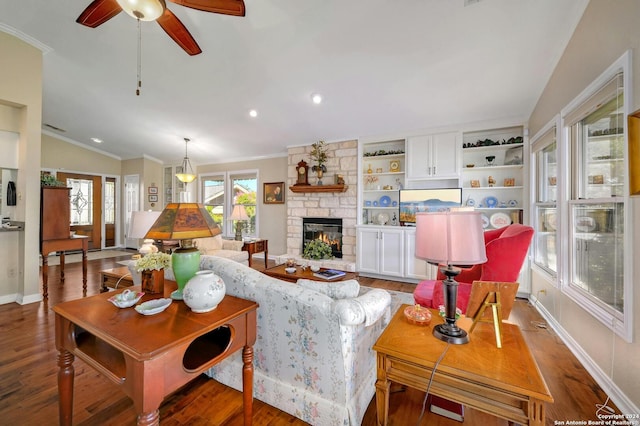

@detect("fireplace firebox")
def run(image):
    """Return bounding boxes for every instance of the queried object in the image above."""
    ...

[302,218,343,258]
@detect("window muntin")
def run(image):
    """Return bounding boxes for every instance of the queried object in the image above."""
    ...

[561,60,630,338]
[202,175,225,232]
[200,171,258,239]
[532,125,558,275]
[231,173,257,237]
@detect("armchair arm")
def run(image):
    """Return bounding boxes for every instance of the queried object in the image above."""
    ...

[221,239,244,251]
[333,289,391,326]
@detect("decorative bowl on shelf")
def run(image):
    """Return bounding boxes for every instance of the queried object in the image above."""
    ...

[377,213,390,225]
[108,289,144,308]
[484,196,498,208]
[365,200,372,206]
[285,267,297,274]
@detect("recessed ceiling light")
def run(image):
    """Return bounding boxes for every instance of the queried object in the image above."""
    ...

[311,93,322,104]
[249,109,258,118]
[91,137,103,143]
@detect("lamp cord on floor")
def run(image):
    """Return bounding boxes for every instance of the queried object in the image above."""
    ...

[416,343,451,426]
[114,272,132,289]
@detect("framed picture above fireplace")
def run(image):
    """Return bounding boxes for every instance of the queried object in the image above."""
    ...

[264,182,285,204]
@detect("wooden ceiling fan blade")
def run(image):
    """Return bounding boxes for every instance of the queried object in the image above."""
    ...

[168,0,245,16]
[157,9,203,56]
[76,0,122,28]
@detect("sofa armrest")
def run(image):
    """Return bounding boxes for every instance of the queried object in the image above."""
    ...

[222,239,244,251]
[333,289,391,326]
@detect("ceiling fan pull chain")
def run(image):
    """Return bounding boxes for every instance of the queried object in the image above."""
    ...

[136,18,142,96]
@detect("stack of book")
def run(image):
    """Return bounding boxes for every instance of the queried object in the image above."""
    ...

[313,269,346,280]
[428,395,464,422]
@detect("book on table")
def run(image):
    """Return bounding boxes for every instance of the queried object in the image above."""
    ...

[428,395,464,422]
[313,269,346,280]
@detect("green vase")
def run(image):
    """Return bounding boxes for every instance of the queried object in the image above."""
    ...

[171,247,200,300]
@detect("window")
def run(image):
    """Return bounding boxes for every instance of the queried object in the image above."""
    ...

[200,170,258,238]
[67,178,93,225]
[560,51,632,340]
[531,120,558,276]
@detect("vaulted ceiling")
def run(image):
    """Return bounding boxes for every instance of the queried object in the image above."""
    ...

[0,0,589,165]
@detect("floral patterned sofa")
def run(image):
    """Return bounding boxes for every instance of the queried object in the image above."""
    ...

[188,256,392,425]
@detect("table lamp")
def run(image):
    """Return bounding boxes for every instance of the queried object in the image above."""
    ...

[128,210,162,254]
[229,204,249,241]
[145,203,221,300]
[415,211,486,344]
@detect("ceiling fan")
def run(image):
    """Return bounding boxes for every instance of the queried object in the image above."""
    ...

[76,0,246,56]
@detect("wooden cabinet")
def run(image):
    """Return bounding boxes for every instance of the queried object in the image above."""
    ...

[407,132,459,179]
[40,186,70,241]
[356,227,405,277]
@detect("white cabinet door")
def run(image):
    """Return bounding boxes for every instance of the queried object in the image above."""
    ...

[407,135,432,178]
[431,132,459,177]
[379,228,404,276]
[404,229,429,280]
[407,132,460,179]
[356,228,380,274]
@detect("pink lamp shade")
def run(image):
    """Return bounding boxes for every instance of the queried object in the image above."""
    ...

[415,211,487,267]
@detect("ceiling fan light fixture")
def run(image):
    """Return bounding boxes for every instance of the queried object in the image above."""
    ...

[176,138,197,184]
[116,0,166,21]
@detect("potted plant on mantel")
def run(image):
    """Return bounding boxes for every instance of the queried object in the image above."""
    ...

[135,252,171,294]
[310,140,328,185]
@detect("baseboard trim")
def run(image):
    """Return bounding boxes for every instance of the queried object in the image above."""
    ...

[530,296,639,415]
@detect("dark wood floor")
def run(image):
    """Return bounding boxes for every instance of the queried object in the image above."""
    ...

[0,253,616,425]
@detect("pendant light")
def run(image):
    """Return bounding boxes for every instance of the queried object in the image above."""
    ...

[176,138,196,184]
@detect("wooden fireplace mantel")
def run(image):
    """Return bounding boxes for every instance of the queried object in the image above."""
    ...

[289,184,348,193]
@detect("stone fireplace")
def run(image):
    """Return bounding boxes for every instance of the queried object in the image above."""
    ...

[303,217,343,258]
[284,140,358,268]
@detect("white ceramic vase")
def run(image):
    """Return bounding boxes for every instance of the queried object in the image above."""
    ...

[183,270,226,313]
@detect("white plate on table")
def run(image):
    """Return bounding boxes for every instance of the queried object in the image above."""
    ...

[135,298,172,315]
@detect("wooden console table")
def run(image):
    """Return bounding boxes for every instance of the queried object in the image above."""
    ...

[373,305,553,425]
[54,287,258,426]
[41,235,89,298]
[242,239,268,267]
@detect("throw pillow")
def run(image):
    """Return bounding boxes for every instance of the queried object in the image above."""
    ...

[194,235,223,253]
[297,278,360,300]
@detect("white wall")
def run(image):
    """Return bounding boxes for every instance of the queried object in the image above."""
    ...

[528,0,640,412]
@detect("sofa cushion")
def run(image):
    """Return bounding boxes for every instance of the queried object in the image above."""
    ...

[194,235,223,253]
[297,278,360,299]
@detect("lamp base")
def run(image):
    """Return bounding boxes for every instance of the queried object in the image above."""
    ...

[171,246,200,301]
[433,323,469,345]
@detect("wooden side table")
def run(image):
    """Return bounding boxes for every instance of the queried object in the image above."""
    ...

[242,239,268,267]
[54,287,258,426]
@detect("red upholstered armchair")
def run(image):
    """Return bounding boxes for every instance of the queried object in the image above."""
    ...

[421,224,534,313]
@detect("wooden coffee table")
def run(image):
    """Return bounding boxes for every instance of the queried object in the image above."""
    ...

[54,283,258,426]
[263,263,358,282]
[373,305,553,425]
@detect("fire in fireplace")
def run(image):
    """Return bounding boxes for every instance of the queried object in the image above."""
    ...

[302,217,343,258]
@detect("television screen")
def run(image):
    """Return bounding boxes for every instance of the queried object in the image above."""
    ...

[399,188,462,225]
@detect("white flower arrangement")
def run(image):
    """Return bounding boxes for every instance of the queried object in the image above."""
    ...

[135,252,171,272]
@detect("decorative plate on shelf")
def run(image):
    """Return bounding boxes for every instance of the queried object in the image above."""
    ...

[480,214,490,229]
[576,216,596,232]
[484,196,498,208]
[365,200,372,207]
[373,201,379,206]
[466,198,475,207]
[490,212,511,229]
[392,201,398,207]
[379,195,391,207]
[377,213,390,225]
